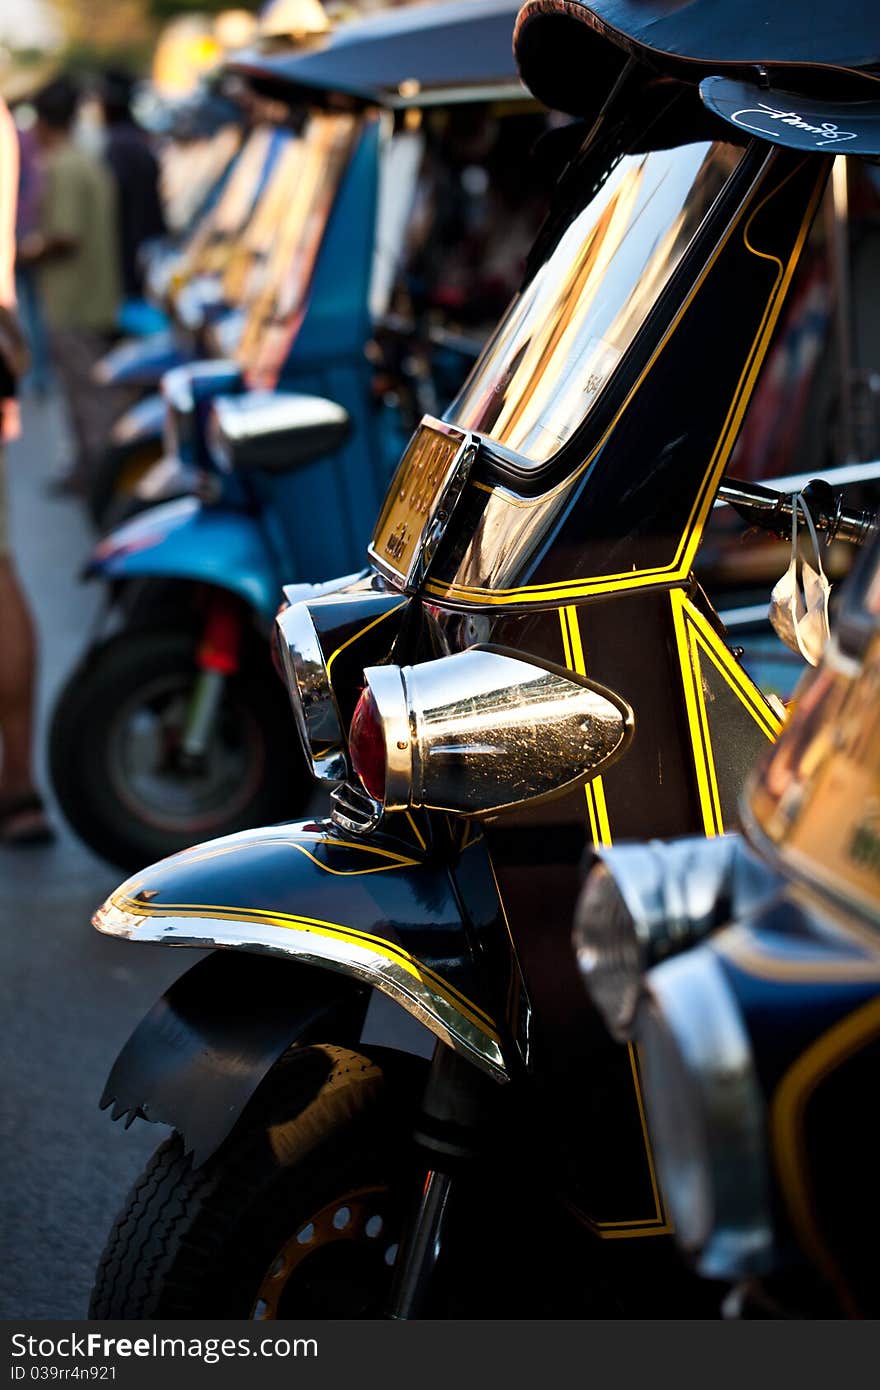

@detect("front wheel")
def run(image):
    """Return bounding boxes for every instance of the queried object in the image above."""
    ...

[90,1046,426,1319]
[49,626,309,870]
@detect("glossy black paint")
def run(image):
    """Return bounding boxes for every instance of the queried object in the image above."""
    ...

[97,63,843,1302]
[709,890,880,1316]
[426,148,827,602]
[102,138,831,1250]
[515,0,880,126]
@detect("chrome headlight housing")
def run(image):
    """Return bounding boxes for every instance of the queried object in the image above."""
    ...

[348,648,633,817]
[574,835,779,1041]
[273,578,400,788]
[275,596,347,784]
[633,947,774,1278]
[573,836,783,1279]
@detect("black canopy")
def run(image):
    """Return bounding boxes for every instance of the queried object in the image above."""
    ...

[228,0,526,109]
[515,0,880,140]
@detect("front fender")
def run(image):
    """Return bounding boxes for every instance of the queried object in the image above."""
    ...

[95,819,506,1083]
[87,498,279,617]
[101,951,371,1165]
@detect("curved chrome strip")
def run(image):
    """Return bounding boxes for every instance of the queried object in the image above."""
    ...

[94,897,507,1082]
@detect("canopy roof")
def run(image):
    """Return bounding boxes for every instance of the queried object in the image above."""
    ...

[228,0,527,110]
[514,0,880,139]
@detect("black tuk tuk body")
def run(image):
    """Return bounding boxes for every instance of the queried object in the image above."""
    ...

[575,526,880,1317]
[89,0,880,1316]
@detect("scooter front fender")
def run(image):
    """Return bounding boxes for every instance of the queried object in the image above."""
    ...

[87,498,279,617]
[95,330,189,389]
[95,819,506,1086]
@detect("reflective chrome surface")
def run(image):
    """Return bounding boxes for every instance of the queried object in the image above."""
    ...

[368,417,478,591]
[635,947,775,1279]
[576,836,783,1039]
[363,648,633,816]
[275,599,347,784]
[212,391,352,472]
[94,819,507,1082]
[447,141,742,465]
[330,782,384,836]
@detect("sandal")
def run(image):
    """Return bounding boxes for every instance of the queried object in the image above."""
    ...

[0,792,56,847]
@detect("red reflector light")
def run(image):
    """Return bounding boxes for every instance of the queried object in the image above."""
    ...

[349,686,387,803]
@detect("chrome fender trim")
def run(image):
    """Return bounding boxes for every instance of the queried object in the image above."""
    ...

[94,819,507,1081]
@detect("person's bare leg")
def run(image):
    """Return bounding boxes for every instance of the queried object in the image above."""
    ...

[0,556,49,837]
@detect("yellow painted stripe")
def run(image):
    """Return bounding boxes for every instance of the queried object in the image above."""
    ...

[114,894,499,1038]
[562,605,613,848]
[404,811,427,851]
[687,621,724,835]
[557,606,668,1234]
[682,599,782,741]
[421,158,827,608]
[325,601,407,679]
[670,591,723,837]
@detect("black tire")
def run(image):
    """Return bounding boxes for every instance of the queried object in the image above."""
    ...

[89,1045,426,1319]
[49,626,308,870]
[88,438,163,532]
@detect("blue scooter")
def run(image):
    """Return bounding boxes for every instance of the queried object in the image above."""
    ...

[50,0,544,870]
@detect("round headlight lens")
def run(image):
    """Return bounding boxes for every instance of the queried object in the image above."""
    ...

[632,947,774,1278]
[574,862,642,1041]
[634,995,713,1253]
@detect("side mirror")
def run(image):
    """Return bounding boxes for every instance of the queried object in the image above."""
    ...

[208,392,352,473]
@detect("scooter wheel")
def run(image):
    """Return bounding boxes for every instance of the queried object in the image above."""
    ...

[89,1045,426,1319]
[48,626,309,870]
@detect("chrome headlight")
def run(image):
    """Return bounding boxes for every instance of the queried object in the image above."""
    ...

[574,835,779,1041]
[573,836,782,1280]
[275,597,347,784]
[633,947,774,1279]
[273,579,399,787]
[348,648,633,816]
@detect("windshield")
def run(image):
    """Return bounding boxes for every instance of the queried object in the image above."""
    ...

[446,139,742,466]
[239,111,359,389]
[221,131,299,307]
[177,126,277,281]
[159,124,242,234]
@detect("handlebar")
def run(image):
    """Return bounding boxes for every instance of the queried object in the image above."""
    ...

[717,476,875,547]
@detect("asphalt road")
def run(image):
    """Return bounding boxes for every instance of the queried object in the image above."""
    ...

[0,390,428,1321]
[0,392,186,1319]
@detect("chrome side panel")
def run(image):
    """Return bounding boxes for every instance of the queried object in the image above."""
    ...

[95,819,507,1080]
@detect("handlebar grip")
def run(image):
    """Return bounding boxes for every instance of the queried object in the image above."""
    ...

[718,476,875,546]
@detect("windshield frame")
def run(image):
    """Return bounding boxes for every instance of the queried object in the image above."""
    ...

[444,114,763,491]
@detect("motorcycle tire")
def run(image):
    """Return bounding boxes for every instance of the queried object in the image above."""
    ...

[88,438,163,532]
[89,1045,427,1319]
[49,626,308,871]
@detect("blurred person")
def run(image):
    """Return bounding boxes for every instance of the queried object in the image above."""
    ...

[98,69,166,302]
[18,75,121,495]
[14,114,52,397]
[0,94,53,846]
